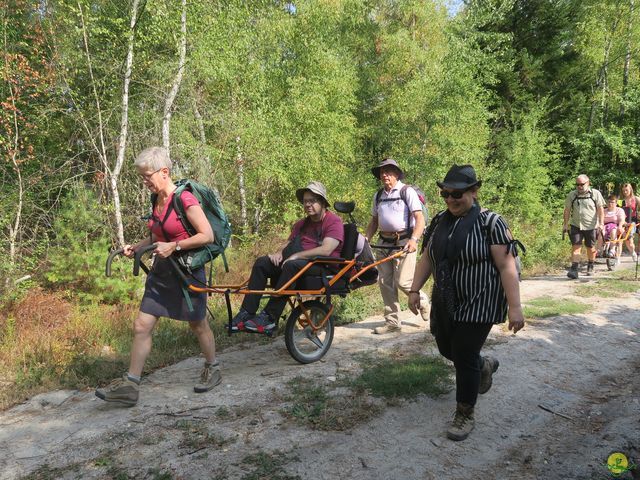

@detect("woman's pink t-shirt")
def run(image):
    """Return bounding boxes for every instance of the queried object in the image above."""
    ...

[148,191,200,242]
[604,206,625,225]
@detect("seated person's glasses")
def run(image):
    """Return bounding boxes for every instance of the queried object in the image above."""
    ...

[440,190,467,199]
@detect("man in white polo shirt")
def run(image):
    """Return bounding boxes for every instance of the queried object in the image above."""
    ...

[365,158,430,334]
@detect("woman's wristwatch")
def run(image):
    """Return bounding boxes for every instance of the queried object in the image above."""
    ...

[175,241,182,251]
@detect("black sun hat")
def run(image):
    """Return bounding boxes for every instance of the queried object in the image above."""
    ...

[436,164,482,190]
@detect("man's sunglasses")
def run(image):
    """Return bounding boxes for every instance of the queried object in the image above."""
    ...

[440,190,468,199]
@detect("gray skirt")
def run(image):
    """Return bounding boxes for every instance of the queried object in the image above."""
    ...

[140,256,207,322]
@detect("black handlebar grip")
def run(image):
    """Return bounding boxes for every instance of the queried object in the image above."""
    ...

[105,248,125,277]
[133,244,157,276]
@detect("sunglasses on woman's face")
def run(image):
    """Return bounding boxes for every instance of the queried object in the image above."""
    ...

[440,190,467,199]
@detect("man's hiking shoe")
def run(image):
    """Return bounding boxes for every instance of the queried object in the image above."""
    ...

[586,264,594,276]
[446,403,475,441]
[479,356,499,394]
[373,324,402,334]
[230,309,253,332]
[567,268,578,279]
[95,375,139,407]
[244,311,276,334]
[194,363,222,393]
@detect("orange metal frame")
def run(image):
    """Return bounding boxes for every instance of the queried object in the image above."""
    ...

[185,249,406,333]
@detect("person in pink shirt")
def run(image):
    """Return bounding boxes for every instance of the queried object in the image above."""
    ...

[603,194,626,264]
[620,183,640,261]
[96,147,220,407]
[231,182,344,335]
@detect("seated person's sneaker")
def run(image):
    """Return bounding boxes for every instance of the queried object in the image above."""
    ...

[194,362,222,393]
[244,311,276,334]
[633,252,638,262]
[95,375,139,407]
[230,309,253,331]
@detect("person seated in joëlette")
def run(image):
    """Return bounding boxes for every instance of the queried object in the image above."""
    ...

[230,181,344,334]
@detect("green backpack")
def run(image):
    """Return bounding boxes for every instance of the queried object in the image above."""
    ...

[152,179,232,274]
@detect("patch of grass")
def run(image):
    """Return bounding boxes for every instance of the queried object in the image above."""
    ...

[333,288,384,325]
[240,451,301,480]
[280,377,381,431]
[174,419,232,451]
[523,296,589,318]
[352,353,453,399]
[20,464,74,480]
[574,278,640,298]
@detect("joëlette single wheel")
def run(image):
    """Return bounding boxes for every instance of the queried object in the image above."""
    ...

[285,300,334,364]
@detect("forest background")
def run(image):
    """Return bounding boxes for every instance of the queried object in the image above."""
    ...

[1,0,639,407]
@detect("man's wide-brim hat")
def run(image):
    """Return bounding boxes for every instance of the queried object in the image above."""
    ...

[296,181,329,206]
[371,158,405,180]
[437,164,482,190]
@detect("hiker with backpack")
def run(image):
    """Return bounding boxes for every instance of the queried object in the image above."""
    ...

[563,174,605,279]
[96,147,221,406]
[408,164,525,441]
[364,158,430,334]
[230,181,344,335]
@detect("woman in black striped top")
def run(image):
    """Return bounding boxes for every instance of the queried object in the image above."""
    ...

[409,164,524,441]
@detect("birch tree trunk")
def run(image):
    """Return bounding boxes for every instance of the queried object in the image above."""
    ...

[112,0,140,246]
[7,85,23,266]
[620,0,634,119]
[162,0,187,157]
[78,0,139,247]
[235,136,248,233]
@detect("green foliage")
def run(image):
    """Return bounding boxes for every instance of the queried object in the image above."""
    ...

[44,184,140,304]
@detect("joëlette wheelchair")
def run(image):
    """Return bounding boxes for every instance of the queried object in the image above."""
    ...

[106,201,405,364]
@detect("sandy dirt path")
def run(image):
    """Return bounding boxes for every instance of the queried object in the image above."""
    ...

[1,260,639,480]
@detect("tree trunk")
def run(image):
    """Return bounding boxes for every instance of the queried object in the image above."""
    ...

[78,0,139,247]
[235,136,248,234]
[162,0,187,157]
[7,87,23,267]
[620,0,634,120]
[112,0,140,246]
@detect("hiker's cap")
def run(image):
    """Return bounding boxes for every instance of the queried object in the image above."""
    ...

[437,164,482,190]
[371,158,405,180]
[296,181,329,206]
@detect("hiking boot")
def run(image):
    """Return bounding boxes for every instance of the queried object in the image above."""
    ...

[373,324,402,334]
[95,375,139,407]
[446,403,475,441]
[479,356,499,394]
[194,362,222,393]
[244,311,276,335]
[586,263,594,276]
[567,268,578,279]
[230,309,253,332]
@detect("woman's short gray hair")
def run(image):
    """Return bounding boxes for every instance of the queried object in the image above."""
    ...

[134,147,172,171]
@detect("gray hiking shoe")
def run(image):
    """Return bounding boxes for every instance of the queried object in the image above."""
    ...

[567,267,578,279]
[194,363,222,393]
[479,356,499,394]
[244,311,276,335]
[95,375,139,407]
[230,309,253,332]
[446,403,475,441]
